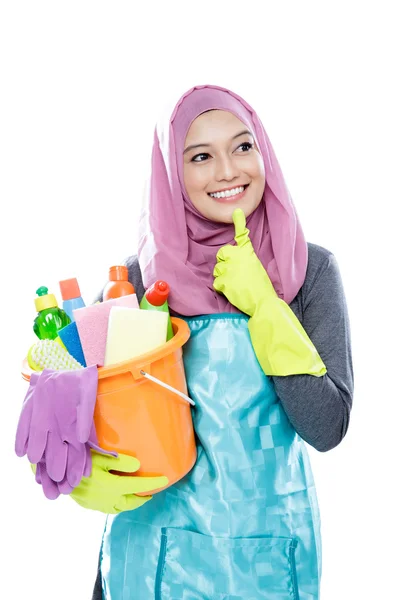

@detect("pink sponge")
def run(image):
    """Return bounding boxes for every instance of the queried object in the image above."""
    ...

[73,294,139,367]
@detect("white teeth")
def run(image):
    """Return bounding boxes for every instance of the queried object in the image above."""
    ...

[209,186,245,199]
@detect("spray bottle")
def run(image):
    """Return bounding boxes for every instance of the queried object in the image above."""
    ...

[140,280,173,341]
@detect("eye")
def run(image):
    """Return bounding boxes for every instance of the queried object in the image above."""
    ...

[237,142,253,152]
[191,152,210,163]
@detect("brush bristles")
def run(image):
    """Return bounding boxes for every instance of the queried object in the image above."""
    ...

[31,339,83,371]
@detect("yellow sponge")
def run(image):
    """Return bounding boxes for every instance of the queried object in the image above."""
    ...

[104,307,168,366]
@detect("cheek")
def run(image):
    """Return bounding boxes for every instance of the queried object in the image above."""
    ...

[242,154,265,182]
[253,154,265,180]
[249,156,265,200]
[184,166,209,196]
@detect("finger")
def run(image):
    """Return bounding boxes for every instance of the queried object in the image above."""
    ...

[232,208,250,247]
[91,451,141,473]
[15,376,40,457]
[66,444,87,488]
[76,366,99,442]
[58,477,75,495]
[34,462,42,484]
[119,474,169,496]
[26,374,52,463]
[83,447,92,478]
[113,453,142,473]
[216,245,236,263]
[45,432,68,483]
[213,277,225,294]
[15,395,34,457]
[38,462,60,500]
[115,494,152,513]
[27,426,49,465]
[213,263,226,279]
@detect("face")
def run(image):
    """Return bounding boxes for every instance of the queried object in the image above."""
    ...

[183,110,265,223]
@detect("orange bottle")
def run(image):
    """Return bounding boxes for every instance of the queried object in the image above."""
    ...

[102,266,136,301]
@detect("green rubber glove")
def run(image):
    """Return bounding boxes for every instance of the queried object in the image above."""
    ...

[213,208,327,377]
[69,452,169,514]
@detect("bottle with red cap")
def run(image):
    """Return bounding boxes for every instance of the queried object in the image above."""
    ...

[59,277,86,321]
[140,280,174,341]
[102,266,136,301]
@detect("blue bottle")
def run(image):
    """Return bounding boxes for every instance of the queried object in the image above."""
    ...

[58,278,86,321]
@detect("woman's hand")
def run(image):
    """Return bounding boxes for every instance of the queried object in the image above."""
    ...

[213,208,275,315]
[213,208,326,376]
[70,452,168,514]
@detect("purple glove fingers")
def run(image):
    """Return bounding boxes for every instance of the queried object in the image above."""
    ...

[66,442,87,488]
[57,477,75,495]
[37,462,61,500]
[45,430,68,482]
[26,425,49,465]
[26,370,56,463]
[35,462,42,485]
[14,373,41,457]
[75,366,99,443]
[84,445,92,478]
[14,392,34,457]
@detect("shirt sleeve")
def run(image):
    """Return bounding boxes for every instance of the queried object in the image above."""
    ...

[271,253,354,452]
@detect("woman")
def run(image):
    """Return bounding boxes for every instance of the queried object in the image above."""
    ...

[75,85,353,599]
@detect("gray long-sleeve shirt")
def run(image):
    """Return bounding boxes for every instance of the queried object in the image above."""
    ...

[91,241,354,599]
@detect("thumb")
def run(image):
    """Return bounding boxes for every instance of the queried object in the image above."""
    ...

[115,453,141,473]
[232,209,250,248]
[93,452,141,473]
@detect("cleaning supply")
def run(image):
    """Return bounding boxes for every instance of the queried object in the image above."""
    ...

[73,294,139,367]
[15,367,118,498]
[59,277,86,321]
[33,286,71,340]
[102,265,136,301]
[69,452,168,514]
[104,307,168,366]
[140,280,173,341]
[213,209,327,376]
[57,321,86,367]
[21,317,196,493]
[27,339,84,371]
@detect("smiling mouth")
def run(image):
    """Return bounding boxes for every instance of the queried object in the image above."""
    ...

[208,184,249,199]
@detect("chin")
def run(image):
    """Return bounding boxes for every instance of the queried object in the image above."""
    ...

[212,201,260,224]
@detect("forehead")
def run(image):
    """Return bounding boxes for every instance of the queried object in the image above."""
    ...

[185,110,247,144]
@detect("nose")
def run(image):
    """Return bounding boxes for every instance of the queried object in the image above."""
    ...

[215,154,240,182]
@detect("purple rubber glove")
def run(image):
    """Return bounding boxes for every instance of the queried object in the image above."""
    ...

[16,367,117,497]
[34,444,94,500]
[15,371,41,457]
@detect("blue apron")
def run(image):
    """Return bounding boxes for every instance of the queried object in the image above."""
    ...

[100,315,321,599]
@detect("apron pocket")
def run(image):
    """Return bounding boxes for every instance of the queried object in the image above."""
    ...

[155,527,299,600]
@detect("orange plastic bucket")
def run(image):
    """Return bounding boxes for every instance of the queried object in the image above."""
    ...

[21,317,197,495]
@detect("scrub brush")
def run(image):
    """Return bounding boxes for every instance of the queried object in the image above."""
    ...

[27,339,84,371]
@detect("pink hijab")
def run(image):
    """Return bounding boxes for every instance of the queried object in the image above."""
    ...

[137,85,308,316]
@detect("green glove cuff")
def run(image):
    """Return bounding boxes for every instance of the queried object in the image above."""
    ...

[248,296,327,377]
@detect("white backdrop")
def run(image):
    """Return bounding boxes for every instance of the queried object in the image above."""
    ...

[1,2,410,599]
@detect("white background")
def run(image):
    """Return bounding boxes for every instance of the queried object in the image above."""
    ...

[1,1,410,598]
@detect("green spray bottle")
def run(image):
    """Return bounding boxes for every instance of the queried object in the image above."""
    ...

[140,280,173,341]
[33,286,71,340]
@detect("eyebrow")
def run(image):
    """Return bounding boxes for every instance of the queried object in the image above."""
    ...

[183,129,253,154]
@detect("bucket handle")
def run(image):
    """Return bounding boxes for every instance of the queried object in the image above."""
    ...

[140,370,196,407]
